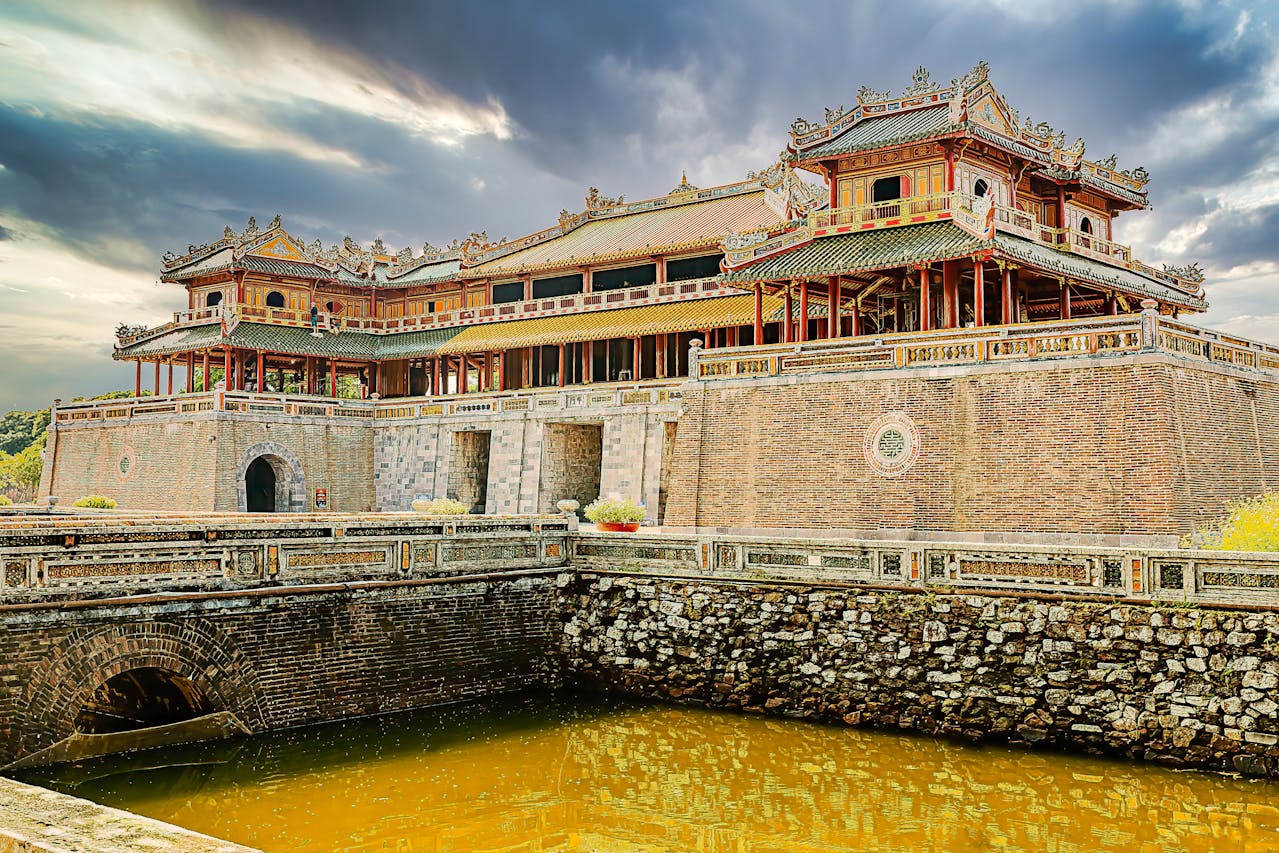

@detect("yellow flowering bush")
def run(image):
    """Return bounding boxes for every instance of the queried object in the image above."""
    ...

[1196,491,1279,552]
[72,495,118,509]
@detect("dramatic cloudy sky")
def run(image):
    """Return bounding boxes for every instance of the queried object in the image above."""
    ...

[0,0,1276,411]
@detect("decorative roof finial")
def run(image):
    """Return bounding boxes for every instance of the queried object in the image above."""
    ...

[669,171,698,195]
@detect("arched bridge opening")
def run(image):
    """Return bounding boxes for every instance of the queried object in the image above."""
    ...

[74,667,216,734]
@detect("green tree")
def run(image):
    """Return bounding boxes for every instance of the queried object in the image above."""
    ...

[0,435,44,503]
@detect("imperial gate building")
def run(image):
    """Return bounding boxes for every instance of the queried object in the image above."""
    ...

[41,63,1279,540]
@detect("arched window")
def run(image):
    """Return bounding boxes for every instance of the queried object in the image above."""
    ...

[872,176,901,203]
[265,290,285,308]
[973,178,989,198]
[1079,216,1093,235]
[205,291,223,307]
[326,300,343,314]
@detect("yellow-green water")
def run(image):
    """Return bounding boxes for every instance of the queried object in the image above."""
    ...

[18,693,1279,852]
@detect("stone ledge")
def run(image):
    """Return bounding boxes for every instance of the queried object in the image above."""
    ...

[0,777,258,852]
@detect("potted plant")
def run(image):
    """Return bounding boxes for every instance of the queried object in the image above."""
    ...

[584,496,646,532]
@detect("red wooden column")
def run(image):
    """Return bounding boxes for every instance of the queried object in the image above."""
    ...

[850,303,862,337]
[496,352,505,392]
[973,261,986,327]
[433,357,441,396]
[1001,267,1015,325]
[558,344,566,387]
[798,280,809,342]
[919,268,933,331]
[256,351,265,393]
[632,337,641,378]
[827,276,839,338]
[154,360,161,395]
[460,355,469,394]
[223,346,231,390]
[134,361,142,397]
[202,352,210,392]
[1060,281,1072,319]
[783,285,794,343]
[329,359,337,398]
[186,352,194,392]
[167,362,174,395]
[753,284,763,344]
[656,334,666,378]
[942,260,960,328]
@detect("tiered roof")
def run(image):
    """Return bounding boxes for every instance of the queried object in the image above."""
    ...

[788,61,1151,210]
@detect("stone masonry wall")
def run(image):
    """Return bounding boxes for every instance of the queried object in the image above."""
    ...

[664,355,1279,538]
[559,573,1279,776]
[538,424,602,513]
[0,576,559,765]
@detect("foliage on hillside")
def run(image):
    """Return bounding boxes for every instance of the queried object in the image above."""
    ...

[1197,491,1279,552]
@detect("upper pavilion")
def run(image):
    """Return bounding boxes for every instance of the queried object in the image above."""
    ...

[115,61,1207,399]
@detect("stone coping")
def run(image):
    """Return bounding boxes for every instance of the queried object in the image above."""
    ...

[0,776,258,852]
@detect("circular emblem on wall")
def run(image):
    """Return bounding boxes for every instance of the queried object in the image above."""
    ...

[116,446,135,481]
[863,413,920,477]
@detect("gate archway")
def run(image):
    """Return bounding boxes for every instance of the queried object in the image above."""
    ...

[235,442,306,513]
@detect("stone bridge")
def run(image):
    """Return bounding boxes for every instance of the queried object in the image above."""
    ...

[4,512,1279,776]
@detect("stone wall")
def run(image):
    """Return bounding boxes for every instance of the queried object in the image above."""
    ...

[0,777,259,852]
[0,576,559,766]
[448,430,492,513]
[538,423,602,513]
[664,353,1279,539]
[559,573,1279,776]
[373,409,676,521]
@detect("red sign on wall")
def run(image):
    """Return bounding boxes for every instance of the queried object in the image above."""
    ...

[314,488,328,510]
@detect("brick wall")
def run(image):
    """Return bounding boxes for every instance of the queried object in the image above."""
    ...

[0,576,559,765]
[46,414,374,513]
[665,355,1279,538]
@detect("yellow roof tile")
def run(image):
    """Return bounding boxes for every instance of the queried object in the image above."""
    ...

[435,294,780,354]
[464,192,781,279]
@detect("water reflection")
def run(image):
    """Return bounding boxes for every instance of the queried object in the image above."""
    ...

[17,693,1279,852]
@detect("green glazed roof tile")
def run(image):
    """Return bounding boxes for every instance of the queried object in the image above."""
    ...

[797,106,957,160]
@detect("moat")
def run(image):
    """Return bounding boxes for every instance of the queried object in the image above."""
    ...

[16,692,1279,852]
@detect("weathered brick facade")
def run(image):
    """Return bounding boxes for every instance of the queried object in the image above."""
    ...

[664,353,1279,539]
[44,413,374,513]
[0,577,558,765]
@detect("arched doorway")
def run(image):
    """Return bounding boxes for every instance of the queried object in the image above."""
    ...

[235,442,306,513]
[206,291,223,307]
[265,290,286,308]
[245,457,276,512]
[75,667,215,734]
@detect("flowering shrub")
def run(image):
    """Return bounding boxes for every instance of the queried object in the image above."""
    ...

[1195,491,1279,552]
[72,495,117,509]
[584,496,646,524]
[416,497,470,515]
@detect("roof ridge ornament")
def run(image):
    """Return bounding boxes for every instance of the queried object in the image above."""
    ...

[669,171,698,195]
[902,65,939,97]
[585,187,624,209]
[1162,262,1205,284]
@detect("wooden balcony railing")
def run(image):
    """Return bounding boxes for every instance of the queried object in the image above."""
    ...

[118,277,734,349]
[723,190,1205,298]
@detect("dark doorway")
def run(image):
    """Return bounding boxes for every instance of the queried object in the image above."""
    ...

[75,667,215,734]
[246,456,276,512]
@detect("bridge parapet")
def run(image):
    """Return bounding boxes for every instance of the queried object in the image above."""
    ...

[570,531,1279,608]
[0,513,569,601]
